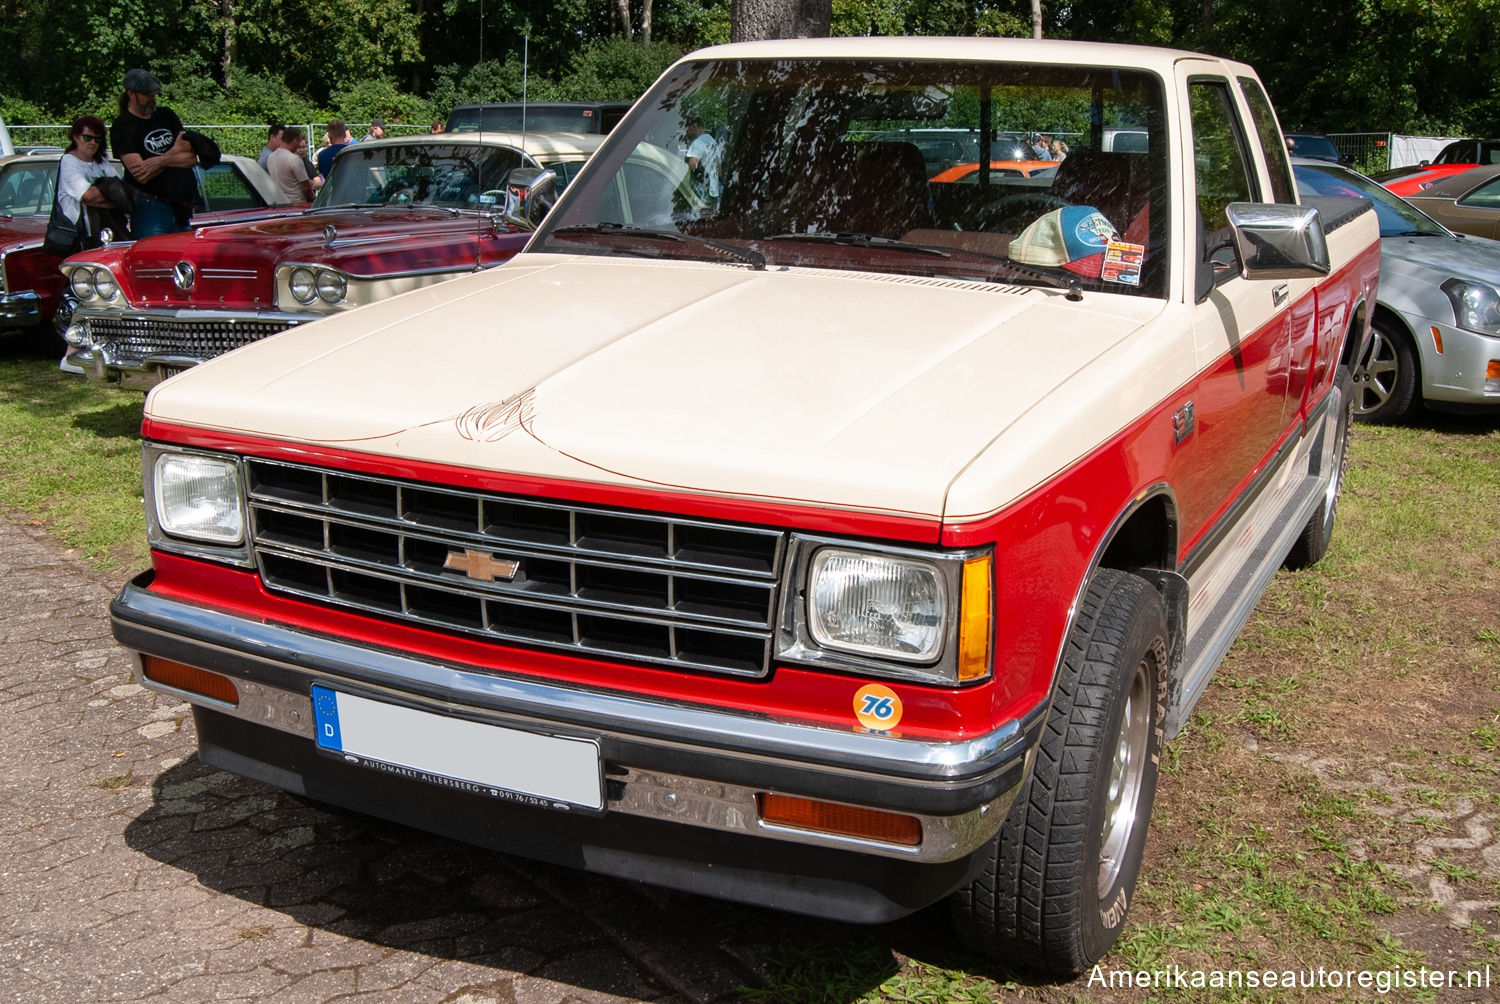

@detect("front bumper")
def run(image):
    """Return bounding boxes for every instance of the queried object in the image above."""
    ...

[0,290,42,326]
[111,572,1040,921]
[68,308,304,390]
[1418,318,1500,410]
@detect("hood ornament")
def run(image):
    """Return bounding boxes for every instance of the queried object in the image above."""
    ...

[323,223,338,246]
[172,261,196,291]
[98,228,114,247]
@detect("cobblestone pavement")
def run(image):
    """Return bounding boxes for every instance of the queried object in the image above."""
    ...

[0,515,812,1003]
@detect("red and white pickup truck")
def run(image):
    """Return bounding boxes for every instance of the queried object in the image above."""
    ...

[111,38,1378,975]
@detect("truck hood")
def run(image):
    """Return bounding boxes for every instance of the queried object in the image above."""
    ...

[147,254,1163,519]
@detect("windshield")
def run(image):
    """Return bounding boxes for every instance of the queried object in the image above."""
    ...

[313,142,526,210]
[1293,162,1447,237]
[1289,135,1339,161]
[0,161,57,216]
[534,58,1170,297]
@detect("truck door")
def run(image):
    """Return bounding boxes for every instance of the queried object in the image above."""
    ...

[1178,72,1291,541]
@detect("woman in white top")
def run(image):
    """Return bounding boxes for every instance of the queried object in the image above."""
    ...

[56,115,123,244]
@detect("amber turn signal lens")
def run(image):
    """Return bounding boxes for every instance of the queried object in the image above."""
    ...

[757,793,922,846]
[1487,360,1500,380]
[957,554,993,681]
[1430,326,1444,354]
[142,656,239,705]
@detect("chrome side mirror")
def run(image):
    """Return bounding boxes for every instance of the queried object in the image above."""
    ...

[499,167,559,230]
[1225,202,1330,280]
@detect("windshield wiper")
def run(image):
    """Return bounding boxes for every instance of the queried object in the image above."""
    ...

[1394,230,1440,237]
[766,232,951,258]
[552,223,766,270]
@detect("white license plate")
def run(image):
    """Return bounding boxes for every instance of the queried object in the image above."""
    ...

[310,685,601,811]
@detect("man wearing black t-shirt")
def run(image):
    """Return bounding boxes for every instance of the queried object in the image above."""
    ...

[110,68,200,237]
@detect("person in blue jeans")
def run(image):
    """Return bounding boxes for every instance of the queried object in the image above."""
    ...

[110,68,201,237]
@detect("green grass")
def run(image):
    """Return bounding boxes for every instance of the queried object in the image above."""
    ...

[3,349,1499,1001]
[0,356,149,569]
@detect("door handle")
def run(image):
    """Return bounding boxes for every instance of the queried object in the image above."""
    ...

[1272,283,1289,307]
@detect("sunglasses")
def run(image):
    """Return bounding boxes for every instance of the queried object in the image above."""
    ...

[78,134,104,143]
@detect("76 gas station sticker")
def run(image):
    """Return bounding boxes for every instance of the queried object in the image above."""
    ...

[853,684,904,731]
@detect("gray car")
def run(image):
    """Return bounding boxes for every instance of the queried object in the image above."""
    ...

[1294,157,1500,422]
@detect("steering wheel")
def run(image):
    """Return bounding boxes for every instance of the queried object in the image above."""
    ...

[978,192,1072,233]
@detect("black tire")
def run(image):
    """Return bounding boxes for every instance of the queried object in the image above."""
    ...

[950,569,1167,976]
[1285,367,1354,569]
[1351,316,1418,423]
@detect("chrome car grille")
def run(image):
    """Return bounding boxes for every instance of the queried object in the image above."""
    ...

[245,459,786,678]
[87,315,295,365]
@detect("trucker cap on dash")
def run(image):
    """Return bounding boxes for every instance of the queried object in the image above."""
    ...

[1008,205,1118,277]
[123,68,162,94]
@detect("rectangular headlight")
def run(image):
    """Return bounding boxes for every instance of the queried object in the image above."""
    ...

[808,549,945,661]
[153,452,244,544]
[777,536,993,686]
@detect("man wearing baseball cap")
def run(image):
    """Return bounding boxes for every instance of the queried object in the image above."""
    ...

[110,68,201,237]
[353,116,386,144]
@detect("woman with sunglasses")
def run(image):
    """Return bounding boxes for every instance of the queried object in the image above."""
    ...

[56,114,130,249]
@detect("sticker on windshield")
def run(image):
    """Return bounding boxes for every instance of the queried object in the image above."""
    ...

[1102,241,1145,285]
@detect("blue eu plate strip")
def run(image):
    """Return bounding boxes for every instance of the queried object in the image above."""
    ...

[311,685,343,751]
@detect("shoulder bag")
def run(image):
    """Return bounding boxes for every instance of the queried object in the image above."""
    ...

[42,184,82,257]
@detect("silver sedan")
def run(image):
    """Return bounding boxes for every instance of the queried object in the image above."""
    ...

[1294,158,1500,422]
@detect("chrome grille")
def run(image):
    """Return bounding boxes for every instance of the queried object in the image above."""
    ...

[88,315,295,366]
[245,459,786,677]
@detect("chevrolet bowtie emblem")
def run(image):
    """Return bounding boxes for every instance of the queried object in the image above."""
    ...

[443,548,520,582]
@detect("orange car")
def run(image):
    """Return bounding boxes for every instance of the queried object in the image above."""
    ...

[930,159,1058,183]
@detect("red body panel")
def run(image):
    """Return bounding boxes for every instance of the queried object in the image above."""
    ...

[1382,164,1475,197]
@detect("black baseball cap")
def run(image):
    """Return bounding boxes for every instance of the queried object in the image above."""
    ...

[123,68,162,94]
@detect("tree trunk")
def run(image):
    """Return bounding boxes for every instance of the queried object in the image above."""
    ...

[641,0,653,45]
[614,0,632,37]
[731,0,831,42]
[220,0,236,87]
[1032,0,1042,39]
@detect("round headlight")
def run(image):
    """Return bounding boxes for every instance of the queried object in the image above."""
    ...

[69,269,96,301]
[316,270,347,304]
[69,268,95,300]
[289,267,317,304]
[92,267,118,301]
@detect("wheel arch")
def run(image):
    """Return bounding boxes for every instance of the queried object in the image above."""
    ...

[1046,484,1187,701]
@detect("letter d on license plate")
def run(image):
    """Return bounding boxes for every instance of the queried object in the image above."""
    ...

[311,685,602,811]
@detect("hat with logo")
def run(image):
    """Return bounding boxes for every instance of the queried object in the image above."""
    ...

[123,68,162,95]
[1008,205,1118,277]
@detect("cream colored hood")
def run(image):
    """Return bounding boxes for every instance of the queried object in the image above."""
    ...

[146,254,1163,519]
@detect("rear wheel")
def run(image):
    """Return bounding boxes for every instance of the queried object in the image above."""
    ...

[1285,367,1354,569]
[1351,317,1418,423]
[950,570,1167,976]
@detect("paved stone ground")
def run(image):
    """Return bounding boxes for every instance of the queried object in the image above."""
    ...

[0,515,798,1003]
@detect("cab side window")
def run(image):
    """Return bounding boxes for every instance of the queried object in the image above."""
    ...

[1189,79,1258,295]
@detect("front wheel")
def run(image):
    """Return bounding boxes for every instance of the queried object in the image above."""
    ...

[1351,317,1418,423]
[950,570,1167,976]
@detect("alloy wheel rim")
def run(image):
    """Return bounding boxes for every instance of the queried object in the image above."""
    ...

[1099,661,1151,893]
[1353,329,1398,415]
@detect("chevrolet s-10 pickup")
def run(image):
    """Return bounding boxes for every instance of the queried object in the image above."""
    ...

[110,37,1379,975]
